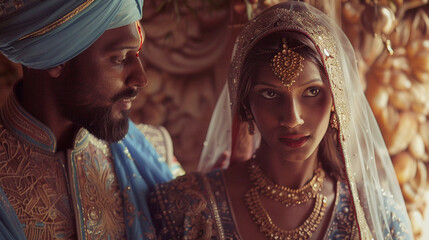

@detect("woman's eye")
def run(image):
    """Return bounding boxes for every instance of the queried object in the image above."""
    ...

[304,87,320,97]
[261,90,279,99]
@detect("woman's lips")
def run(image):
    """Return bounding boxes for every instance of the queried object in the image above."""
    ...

[279,135,310,148]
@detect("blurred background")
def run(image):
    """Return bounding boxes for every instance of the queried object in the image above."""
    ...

[1,0,429,238]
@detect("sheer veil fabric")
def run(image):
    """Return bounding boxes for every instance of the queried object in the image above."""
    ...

[198,1,412,239]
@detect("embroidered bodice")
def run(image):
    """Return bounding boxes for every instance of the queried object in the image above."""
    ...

[150,170,411,240]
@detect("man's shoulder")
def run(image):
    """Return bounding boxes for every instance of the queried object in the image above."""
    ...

[86,122,172,161]
[134,123,173,163]
[134,123,185,177]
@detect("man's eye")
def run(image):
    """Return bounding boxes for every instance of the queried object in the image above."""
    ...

[304,87,320,97]
[261,90,279,99]
[112,57,126,65]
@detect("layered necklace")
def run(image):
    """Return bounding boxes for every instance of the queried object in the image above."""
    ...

[245,158,327,240]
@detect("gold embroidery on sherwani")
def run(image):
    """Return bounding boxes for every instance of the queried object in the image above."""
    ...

[0,125,76,239]
[73,134,126,240]
[0,88,161,239]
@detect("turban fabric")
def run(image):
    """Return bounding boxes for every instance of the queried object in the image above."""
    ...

[0,0,143,69]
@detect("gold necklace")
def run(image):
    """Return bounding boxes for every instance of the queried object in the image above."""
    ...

[245,188,327,240]
[248,159,326,207]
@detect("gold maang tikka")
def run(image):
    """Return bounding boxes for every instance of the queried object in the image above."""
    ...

[271,38,304,90]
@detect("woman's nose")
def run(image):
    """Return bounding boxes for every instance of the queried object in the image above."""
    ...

[279,100,304,128]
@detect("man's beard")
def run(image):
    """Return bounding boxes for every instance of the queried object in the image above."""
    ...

[71,105,129,143]
[62,86,138,143]
[84,106,129,142]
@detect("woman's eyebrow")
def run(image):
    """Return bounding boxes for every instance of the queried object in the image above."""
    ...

[298,78,323,87]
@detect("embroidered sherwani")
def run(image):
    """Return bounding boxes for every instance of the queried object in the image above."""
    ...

[0,86,178,240]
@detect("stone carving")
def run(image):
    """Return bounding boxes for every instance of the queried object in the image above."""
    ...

[343,1,429,239]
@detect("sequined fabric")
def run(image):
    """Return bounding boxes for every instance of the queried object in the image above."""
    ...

[151,171,413,240]
[0,83,175,239]
[70,134,127,240]
[150,170,238,240]
[137,124,185,178]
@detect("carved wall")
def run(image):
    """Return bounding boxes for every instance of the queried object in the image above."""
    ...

[342,1,429,238]
[135,0,429,238]
[134,0,234,171]
[1,0,429,238]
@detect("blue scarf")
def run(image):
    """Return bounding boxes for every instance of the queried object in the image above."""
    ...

[110,120,173,239]
[0,188,26,240]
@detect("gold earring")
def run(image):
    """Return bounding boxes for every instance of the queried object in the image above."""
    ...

[330,105,338,130]
[248,120,255,135]
[246,111,255,135]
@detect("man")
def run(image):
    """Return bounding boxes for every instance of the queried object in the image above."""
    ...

[0,1,177,239]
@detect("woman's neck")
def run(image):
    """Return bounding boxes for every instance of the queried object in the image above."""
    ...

[254,144,319,189]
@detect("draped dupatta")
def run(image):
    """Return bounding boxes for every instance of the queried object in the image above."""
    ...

[110,120,172,239]
[198,2,413,239]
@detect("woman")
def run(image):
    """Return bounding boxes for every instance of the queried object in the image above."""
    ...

[149,2,413,239]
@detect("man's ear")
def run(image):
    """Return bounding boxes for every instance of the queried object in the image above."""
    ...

[46,63,66,78]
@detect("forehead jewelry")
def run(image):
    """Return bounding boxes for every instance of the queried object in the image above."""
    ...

[271,38,304,90]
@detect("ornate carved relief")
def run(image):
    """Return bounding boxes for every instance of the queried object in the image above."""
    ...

[1,2,429,238]
[134,0,232,171]
[343,1,429,239]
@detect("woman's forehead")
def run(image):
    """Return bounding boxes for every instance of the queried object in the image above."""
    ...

[253,60,324,87]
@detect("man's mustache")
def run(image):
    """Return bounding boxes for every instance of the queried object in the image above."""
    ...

[111,88,139,102]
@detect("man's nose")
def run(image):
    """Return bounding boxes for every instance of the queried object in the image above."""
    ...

[126,57,147,88]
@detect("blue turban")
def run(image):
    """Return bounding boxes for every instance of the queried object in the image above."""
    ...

[0,0,143,69]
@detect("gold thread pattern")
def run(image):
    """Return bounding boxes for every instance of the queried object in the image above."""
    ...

[330,105,339,130]
[73,135,126,240]
[0,85,181,240]
[149,172,237,239]
[137,124,185,178]
[0,124,77,239]
[19,0,95,40]
[148,170,405,239]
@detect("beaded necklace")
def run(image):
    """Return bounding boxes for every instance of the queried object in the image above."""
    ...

[245,159,327,240]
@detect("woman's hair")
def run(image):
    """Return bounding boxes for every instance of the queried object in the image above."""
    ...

[236,31,326,119]
[236,31,346,179]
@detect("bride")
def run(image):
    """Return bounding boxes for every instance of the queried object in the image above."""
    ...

[149,2,413,239]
